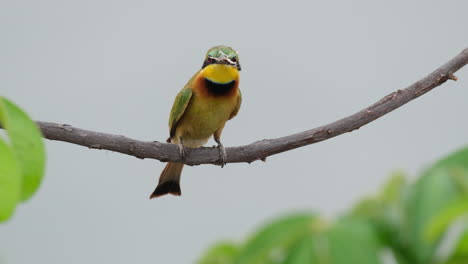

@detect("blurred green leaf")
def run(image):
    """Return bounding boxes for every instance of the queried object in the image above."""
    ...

[379,170,407,204]
[198,242,239,264]
[235,213,317,264]
[198,147,468,264]
[351,171,407,219]
[0,138,21,221]
[282,236,316,264]
[435,147,468,170]
[0,97,46,201]
[232,216,382,264]
[426,198,468,241]
[350,172,408,255]
[448,167,468,195]
[324,218,382,264]
[453,230,468,256]
[444,229,468,264]
[351,198,381,219]
[404,147,468,263]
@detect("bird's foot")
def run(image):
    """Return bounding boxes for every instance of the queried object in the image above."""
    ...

[178,143,186,161]
[217,142,227,168]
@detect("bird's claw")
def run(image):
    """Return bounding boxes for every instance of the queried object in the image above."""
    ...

[217,143,227,168]
[178,144,186,160]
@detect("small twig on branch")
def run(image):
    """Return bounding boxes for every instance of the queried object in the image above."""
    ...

[6,48,468,166]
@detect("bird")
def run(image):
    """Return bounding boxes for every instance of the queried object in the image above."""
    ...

[150,45,242,198]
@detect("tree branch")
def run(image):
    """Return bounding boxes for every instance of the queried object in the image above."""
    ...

[11,48,468,165]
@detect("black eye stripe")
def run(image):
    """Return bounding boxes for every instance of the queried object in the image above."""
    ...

[201,56,240,69]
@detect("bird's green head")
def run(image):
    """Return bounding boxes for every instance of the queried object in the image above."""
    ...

[202,45,241,71]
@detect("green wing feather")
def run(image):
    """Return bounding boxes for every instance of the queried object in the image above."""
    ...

[168,87,193,139]
[229,89,242,120]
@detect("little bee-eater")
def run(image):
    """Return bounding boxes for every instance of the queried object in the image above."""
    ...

[150,46,242,198]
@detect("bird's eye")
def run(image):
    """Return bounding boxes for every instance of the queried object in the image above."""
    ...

[231,57,237,62]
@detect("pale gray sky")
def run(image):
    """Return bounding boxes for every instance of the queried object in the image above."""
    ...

[1,1,468,263]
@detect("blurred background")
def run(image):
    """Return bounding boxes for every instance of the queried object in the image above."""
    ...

[1,1,468,263]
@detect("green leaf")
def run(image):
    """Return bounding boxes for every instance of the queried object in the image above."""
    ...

[284,218,383,264]
[282,236,316,264]
[404,147,468,263]
[351,171,407,220]
[453,231,468,257]
[350,172,408,253]
[426,198,468,241]
[444,229,468,264]
[198,242,239,264]
[435,147,468,170]
[378,170,407,204]
[324,218,382,264]
[235,213,317,264]
[0,97,46,201]
[0,138,21,221]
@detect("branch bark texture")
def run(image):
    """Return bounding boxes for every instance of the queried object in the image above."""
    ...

[21,48,468,165]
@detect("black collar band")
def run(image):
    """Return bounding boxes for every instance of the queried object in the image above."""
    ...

[204,78,236,96]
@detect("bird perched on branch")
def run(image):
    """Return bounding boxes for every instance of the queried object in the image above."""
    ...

[150,46,242,198]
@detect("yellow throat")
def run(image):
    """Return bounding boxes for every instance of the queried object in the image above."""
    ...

[202,64,239,84]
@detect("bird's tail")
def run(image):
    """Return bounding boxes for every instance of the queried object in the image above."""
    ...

[149,162,184,198]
